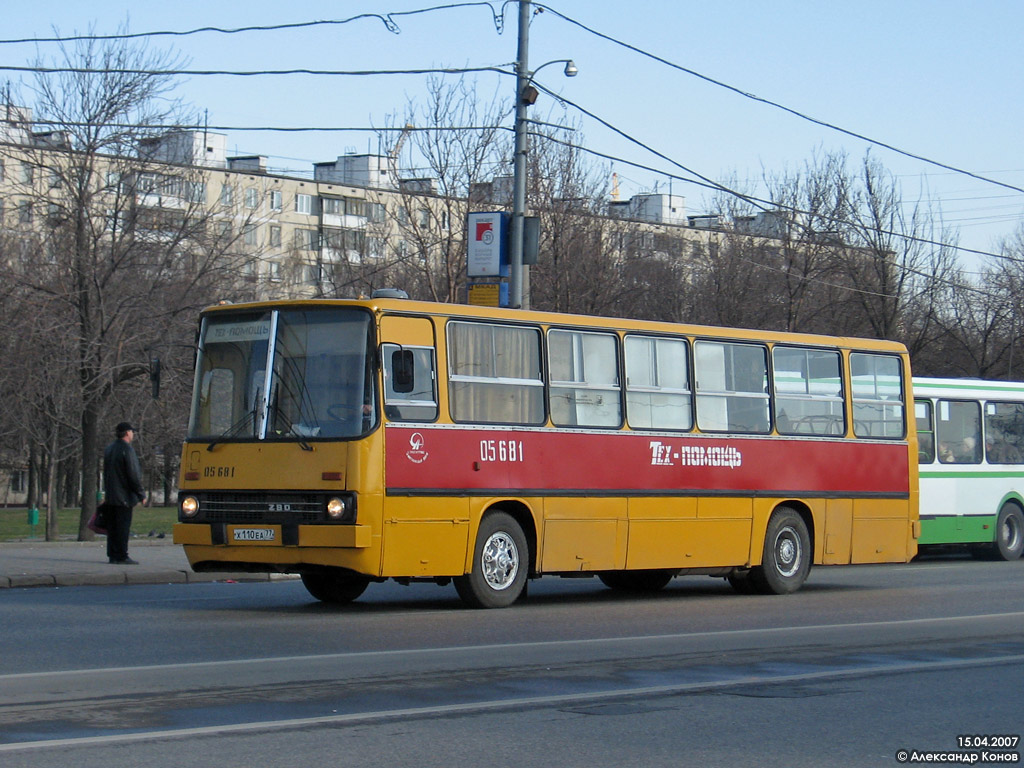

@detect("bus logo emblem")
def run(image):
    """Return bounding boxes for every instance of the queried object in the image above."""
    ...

[407,432,429,464]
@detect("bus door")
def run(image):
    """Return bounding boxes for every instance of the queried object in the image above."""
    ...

[379,315,469,577]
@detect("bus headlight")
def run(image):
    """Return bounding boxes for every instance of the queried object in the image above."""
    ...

[326,497,347,520]
[180,496,200,518]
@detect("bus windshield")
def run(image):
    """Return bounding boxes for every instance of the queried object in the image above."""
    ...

[188,307,375,442]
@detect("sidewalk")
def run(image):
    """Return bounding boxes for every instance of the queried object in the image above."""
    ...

[0,536,294,589]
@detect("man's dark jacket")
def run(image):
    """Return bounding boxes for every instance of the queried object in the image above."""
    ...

[103,438,145,507]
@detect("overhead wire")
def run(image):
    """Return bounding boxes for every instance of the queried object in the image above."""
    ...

[528,81,1021,266]
[535,3,1024,196]
[0,3,506,44]
[0,65,513,78]
[524,127,1009,303]
[4,3,1020,286]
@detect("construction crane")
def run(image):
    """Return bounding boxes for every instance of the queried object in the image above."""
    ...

[387,123,414,179]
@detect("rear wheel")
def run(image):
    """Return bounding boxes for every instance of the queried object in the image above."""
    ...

[454,512,528,609]
[301,570,371,604]
[599,569,674,592]
[749,507,811,595]
[993,503,1024,561]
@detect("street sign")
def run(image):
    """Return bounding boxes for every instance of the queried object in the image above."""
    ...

[467,212,509,277]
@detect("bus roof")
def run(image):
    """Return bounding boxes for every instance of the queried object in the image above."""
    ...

[913,376,1024,398]
[200,296,908,353]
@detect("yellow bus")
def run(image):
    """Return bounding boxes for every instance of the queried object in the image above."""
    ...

[173,295,919,608]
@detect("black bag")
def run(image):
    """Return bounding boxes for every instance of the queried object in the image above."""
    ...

[88,503,111,535]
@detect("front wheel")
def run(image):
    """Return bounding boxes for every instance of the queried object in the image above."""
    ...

[301,569,371,604]
[749,507,811,595]
[454,512,528,609]
[993,503,1024,561]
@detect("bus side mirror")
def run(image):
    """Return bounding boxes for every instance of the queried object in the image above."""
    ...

[392,350,415,393]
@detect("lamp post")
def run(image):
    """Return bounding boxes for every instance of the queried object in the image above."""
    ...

[509,0,576,310]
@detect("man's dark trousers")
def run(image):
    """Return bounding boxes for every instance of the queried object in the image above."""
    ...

[106,504,133,562]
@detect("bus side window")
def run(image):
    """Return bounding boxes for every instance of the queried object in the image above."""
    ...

[624,334,692,431]
[985,401,1024,465]
[936,399,981,464]
[694,341,770,434]
[915,399,935,463]
[773,346,844,436]
[850,353,905,438]
[383,343,438,422]
[448,322,544,425]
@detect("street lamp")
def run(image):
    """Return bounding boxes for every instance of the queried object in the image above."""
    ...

[509,0,576,310]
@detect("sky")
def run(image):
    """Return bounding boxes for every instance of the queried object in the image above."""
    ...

[4,1,1023,271]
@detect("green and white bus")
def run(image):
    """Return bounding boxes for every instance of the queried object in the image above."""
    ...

[914,377,1024,560]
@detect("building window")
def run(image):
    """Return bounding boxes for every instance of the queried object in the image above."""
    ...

[269,225,281,247]
[10,469,27,494]
[322,197,343,215]
[294,228,318,250]
[324,228,365,253]
[268,261,281,281]
[220,184,234,206]
[243,223,258,246]
[269,189,282,210]
[21,162,33,185]
[418,208,430,227]
[104,209,123,233]
[18,200,33,224]
[366,236,384,259]
[245,187,259,209]
[345,197,366,217]
[296,193,313,215]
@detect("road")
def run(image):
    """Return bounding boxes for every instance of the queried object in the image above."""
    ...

[1,555,1023,767]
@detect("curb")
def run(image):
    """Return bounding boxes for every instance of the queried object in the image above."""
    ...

[0,571,299,589]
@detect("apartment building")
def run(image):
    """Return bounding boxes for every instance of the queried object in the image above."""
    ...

[1,106,750,306]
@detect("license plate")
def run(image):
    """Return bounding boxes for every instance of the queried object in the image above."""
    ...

[233,528,276,542]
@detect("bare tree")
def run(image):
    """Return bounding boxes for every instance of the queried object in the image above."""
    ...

[0,28,248,538]
[526,123,620,315]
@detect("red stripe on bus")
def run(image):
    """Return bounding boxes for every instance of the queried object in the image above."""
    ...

[384,426,909,495]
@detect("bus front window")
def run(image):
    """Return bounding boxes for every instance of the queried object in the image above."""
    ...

[267,309,375,439]
[188,308,375,442]
[189,312,271,441]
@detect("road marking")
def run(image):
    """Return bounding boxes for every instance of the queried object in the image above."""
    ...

[2,609,1024,682]
[2,651,1023,753]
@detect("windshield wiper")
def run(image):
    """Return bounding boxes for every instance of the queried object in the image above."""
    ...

[206,406,257,452]
[269,383,313,451]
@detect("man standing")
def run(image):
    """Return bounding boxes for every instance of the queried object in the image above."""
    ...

[103,421,146,564]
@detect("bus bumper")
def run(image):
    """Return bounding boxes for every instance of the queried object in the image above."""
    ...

[173,522,372,548]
